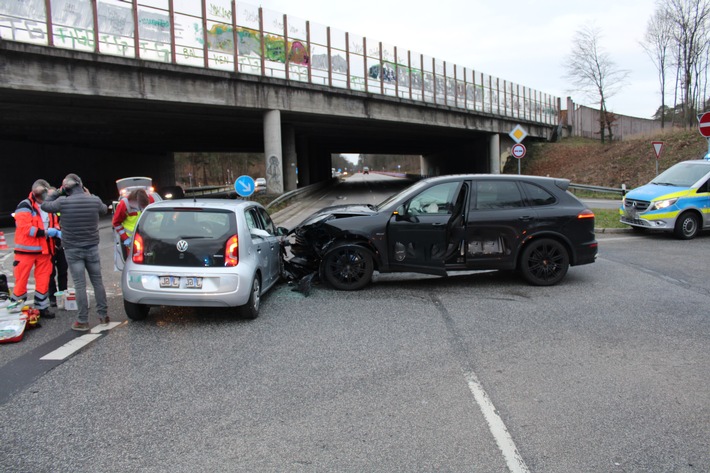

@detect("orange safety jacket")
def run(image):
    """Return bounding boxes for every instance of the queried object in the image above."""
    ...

[112,196,148,242]
[13,192,57,255]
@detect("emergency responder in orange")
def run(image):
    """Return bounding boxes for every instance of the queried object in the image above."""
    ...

[10,179,60,319]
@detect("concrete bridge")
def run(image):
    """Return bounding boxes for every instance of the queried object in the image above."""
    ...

[0,1,560,222]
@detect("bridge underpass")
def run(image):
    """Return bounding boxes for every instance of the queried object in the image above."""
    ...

[0,36,555,224]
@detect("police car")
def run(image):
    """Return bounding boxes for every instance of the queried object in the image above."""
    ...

[620,156,710,239]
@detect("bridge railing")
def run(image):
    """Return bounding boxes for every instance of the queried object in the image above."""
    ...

[0,1,559,126]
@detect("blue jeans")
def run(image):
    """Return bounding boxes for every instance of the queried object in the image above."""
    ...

[64,245,108,324]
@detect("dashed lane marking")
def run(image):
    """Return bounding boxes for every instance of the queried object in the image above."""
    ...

[40,322,123,360]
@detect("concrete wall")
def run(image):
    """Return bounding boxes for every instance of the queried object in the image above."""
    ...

[564,97,662,141]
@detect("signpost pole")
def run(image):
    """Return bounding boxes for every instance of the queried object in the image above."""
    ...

[509,125,528,176]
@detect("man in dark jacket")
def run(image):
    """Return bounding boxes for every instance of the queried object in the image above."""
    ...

[42,173,109,331]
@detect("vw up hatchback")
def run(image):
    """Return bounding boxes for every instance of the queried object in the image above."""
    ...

[121,199,284,320]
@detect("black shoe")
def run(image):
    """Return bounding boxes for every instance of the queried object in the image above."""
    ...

[50,298,57,307]
[40,308,56,319]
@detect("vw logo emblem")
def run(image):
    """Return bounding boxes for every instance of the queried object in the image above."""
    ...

[176,240,189,252]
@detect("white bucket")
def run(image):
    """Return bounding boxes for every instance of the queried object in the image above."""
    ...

[54,291,65,309]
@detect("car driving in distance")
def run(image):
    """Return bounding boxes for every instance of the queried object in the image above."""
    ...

[254,178,267,194]
[122,199,285,320]
[620,157,710,239]
[282,174,598,289]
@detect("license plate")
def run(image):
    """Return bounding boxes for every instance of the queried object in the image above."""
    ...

[159,276,203,289]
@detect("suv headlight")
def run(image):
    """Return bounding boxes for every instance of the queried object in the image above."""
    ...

[649,198,678,211]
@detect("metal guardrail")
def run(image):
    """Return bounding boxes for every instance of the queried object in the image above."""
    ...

[569,183,626,196]
[184,185,233,197]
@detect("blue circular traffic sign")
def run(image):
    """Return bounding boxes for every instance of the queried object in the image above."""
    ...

[234,175,255,197]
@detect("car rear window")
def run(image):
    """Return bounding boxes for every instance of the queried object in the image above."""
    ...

[137,208,236,267]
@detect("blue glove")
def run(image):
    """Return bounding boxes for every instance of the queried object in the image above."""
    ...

[123,239,131,247]
[47,228,60,238]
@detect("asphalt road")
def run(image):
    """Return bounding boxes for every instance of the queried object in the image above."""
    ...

[0,174,707,472]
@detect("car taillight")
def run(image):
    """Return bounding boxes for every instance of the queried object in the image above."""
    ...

[578,209,595,219]
[132,233,144,264]
[225,234,239,267]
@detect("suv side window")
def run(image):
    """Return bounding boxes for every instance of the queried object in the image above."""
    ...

[407,182,459,215]
[475,180,525,209]
[521,182,557,206]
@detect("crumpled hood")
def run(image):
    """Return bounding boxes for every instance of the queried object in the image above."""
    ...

[626,183,688,201]
[298,204,377,227]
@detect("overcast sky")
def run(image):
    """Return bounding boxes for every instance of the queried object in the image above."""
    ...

[257,0,660,120]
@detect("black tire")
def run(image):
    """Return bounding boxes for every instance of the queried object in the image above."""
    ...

[519,238,569,286]
[322,244,374,291]
[673,212,700,240]
[239,274,261,319]
[124,300,150,320]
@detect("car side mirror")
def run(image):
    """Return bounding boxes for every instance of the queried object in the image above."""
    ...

[250,228,271,239]
[276,226,289,237]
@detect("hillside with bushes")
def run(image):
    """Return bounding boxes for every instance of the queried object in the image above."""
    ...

[514,128,709,189]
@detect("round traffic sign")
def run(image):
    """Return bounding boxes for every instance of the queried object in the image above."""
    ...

[234,175,255,197]
[699,112,710,137]
[511,143,526,159]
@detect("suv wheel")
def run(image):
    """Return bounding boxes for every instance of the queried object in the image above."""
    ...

[124,300,150,320]
[322,244,374,291]
[673,212,699,240]
[519,238,569,286]
[240,275,261,319]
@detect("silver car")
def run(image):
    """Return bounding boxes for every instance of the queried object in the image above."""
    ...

[121,199,285,320]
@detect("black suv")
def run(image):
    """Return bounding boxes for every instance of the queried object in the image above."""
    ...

[283,174,597,289]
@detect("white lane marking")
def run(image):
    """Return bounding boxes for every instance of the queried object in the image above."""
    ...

[40,322,123,360]
[464,371,530,473]
[40,334,102,360]
[91,322,122,333]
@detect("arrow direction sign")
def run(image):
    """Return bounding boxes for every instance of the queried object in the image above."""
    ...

[235,175,255,197]
[652,141,664,160]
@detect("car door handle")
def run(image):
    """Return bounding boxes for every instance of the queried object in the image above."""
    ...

[432,222,445,226]
[518,216,533,221]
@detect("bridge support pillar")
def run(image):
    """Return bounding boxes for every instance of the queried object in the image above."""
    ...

[264,110,284,194]
[283,125,297,192]
[296,137,311,186]
[489,134,501,174]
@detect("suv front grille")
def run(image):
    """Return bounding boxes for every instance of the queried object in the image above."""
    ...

[624,199,650,212]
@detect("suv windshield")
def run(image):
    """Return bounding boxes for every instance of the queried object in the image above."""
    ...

[651,161,710,187]
[137,208,236,267]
